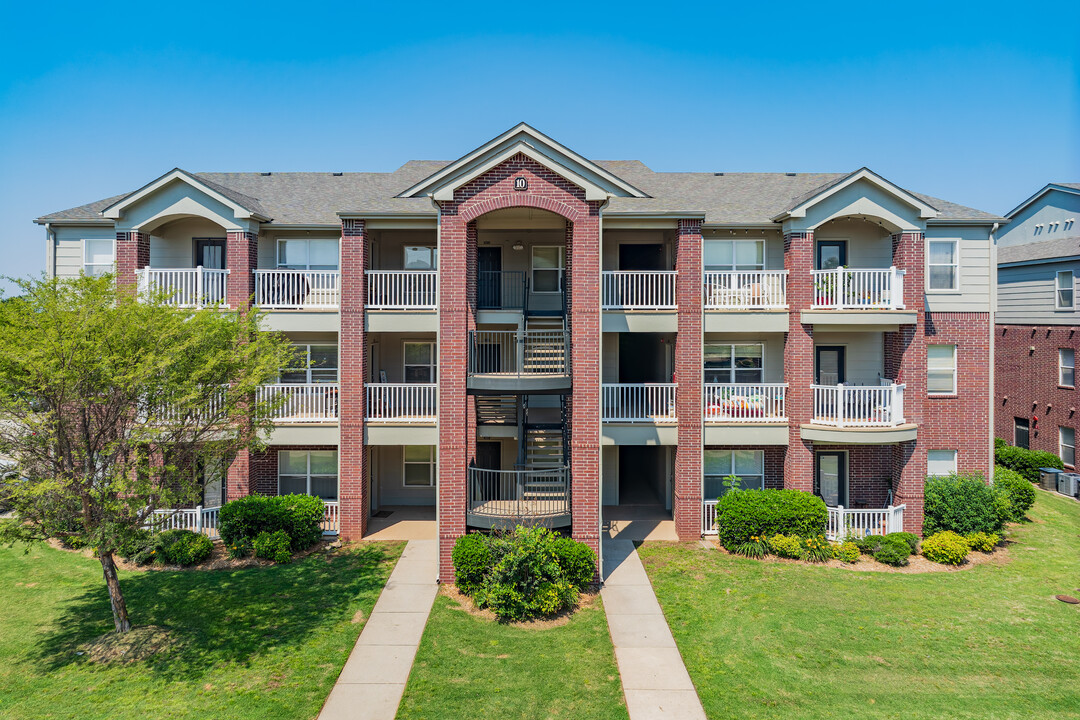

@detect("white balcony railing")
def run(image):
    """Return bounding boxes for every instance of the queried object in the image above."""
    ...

[254,269,340,309]
[602,383,677,422]
[827,504,906,540]
[811,267,905,310]
[366,271,438,309]
[811,381,905,427]
[365,383,437,422]
[138,267,229,307]
[257,383,339,422]
[148,501,339,538]
[602,271,677,310]
[322,501,340,535]
[704,383,787,422]
[704,270,788,309]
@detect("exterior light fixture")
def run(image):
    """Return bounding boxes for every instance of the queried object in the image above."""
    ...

[512,240,524,251]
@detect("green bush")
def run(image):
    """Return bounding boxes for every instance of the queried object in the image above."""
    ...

[836,541,860,563]
[924,473,1010,536]
[802,535,833,563]
[117,528,156,565]
[735,536,769,558]
[218,494,324,550]
[922,531,970,565]
[994,437,1008,449]
[994,444,1064,483]
[452,533,493,594]
[994,466,1036,521]
[156,529,213,566]
[550,536,597,588]
[873,535,911,566]
[253,530,292,563]
[964,531,999,553]
[767,533,804,559]
[888,532,920,554]
[225,536,253,559]
[715,489,827,551]
[473,526,579,621]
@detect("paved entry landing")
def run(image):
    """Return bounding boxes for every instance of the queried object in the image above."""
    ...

[318,539,437,720]
[602,539,706,720]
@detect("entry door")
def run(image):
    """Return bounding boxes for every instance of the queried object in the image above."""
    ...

[816,240,847,270]
[478,247,502,309]
[816,452,847,507]
[815,346,846,385]
[619,244,665,270]
[195,239,227,269]
[200,457,226,507]
[476,441,501,470]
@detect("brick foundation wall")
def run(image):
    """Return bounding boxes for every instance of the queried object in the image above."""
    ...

[340,219,368,539]
[995,324,1078,467]
[674,219,704,539]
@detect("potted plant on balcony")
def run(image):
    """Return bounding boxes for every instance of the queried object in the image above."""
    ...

[814,271,837,306]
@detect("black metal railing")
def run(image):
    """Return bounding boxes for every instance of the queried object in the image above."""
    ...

[468,466,571,520]
[478,270,526,310]
[468,330,570,376]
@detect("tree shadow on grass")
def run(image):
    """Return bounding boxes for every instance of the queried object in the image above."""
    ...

[32,543,397,681]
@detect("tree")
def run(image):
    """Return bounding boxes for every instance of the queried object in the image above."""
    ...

[0,274,296,633]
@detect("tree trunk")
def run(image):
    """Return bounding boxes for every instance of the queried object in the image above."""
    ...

[99,550,132,633]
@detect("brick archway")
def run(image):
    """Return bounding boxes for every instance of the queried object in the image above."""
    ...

[459,193,583,225]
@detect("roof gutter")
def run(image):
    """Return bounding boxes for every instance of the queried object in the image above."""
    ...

[44,222,54,278]
[988,221,999,481]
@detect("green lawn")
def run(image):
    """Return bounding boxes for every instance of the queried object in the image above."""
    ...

[0,541,404,720]
[398,593,628,720]
[638,490,1080,720]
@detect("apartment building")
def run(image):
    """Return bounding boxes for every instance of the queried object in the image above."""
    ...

[995,183,1079,468]
[35,124,1000,576]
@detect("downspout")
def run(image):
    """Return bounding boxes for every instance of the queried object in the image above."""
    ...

[988,222,999,481]
[597,194,611,581]
[45,222,54,277]
[429,193,443,583]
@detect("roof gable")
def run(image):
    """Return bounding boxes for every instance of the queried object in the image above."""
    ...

[1003,182,1080,219]
[101,169,270,222]
[774,168,939,223]
[397,123,649,202]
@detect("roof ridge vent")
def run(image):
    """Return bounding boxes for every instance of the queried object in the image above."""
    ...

[786,172,796,177]
[332,172,343,176]
[260,172,272,176]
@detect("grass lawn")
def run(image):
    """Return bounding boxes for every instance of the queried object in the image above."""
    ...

[397,592,628,720]
[639,491,1080,720]
[0,540,403,720]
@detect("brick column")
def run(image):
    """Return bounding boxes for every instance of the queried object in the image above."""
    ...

[226,230,258,309]
[227,450,254,498]
[890,231,926,533]
[783,231,815,491]
[674,219,703,539]
[115,231,150,292]
[570,211,602,561]
[340,219,368,540]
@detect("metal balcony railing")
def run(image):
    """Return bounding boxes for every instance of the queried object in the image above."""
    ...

[468,466,570,521]
[468,330,569,376]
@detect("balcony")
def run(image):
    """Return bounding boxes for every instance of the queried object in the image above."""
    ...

[257,383,338,423]
[468,330,571,392]
[365,383,437,422]
[704,270,788,309]
[467,466,571,529]
[138,267,229,308]
[602,383,677,423]
[704,383,787,423]
[253,270,340,309]
[811,381,905,427]
[366,270,437,310]
[602,271,677,310]
[811,267,904,310]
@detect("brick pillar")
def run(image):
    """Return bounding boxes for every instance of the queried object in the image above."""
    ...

[570,211,602,561]
[227,449,253,498]
[438,208,469,580]
[890,231,926,533]
[226,231,258,309]
[674,219,703,539]
[784,231,815,491]
[340,219,368,540]
[115,231,150,292]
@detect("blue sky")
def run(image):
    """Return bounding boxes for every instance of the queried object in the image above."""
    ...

[1,0,1077,290]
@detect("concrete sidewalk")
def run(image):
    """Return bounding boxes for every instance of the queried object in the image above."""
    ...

[601,539,707,720]
[317,539,437,720]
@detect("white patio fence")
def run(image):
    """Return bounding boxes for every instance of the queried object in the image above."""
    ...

[812,381,905,427]
[702,500,905,539]
[365,383,437,422]
[147,500,341,539]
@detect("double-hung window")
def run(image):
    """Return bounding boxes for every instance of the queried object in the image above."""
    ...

[1061,348,1076,388]
[531,246,564,293]
[1056,271,1075,310]
[704,239,765,272]
[281,345,339,384]
[927,450,958,478]
[1061,427,1076,467]
[928,344,957,394]
[404,342,437,383]
[278,450,338,500]
[277,239,339,270]
[403,445,437,487]
[704,449,764,498]
[704,344,764,384]
[83,238,115,276]
[404,246,438,270]
[928,240,959,290]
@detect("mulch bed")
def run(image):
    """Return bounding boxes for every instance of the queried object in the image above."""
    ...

[440,583,600,629]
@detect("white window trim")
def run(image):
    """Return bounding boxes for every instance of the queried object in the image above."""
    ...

[82,237,115,276]
[704,343,766,384]
[928,344,958,396]
[927,239,961,293]
[1060,348,1076,388]
[1055,270,1075,310]
[704,238,767,272]
[927,450,958,478]
[280,344,339,384]
[277,450,339,499]
[403,246,438,271]
[531,245,565,294]
[704,449,765,496]
[276,238,341,270]
[1060,426,1076,468]
[403,341,437,383]
[403,445,437,488]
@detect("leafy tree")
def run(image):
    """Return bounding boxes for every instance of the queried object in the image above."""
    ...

[0,274,295,632]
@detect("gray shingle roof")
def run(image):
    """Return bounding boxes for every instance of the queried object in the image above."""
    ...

[999,235,1080,264]
[35,159,1003,226]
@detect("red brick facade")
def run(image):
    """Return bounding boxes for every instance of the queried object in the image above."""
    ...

[225,231,258,309]
[783,231,816,492]
[996,324,1078,467]
[339,219,368,540]
[115,231,150,290]
[674,219,704,539]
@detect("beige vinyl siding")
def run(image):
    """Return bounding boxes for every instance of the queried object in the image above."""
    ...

[816,219,891,269]
[53,226,115,278]
[925,225,993,313]
[997,259,1080,325]
[602,333,619,383]
[370,445,436,506]
[812,331,885,385]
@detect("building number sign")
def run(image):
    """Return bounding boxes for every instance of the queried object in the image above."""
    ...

[513,176,528,191]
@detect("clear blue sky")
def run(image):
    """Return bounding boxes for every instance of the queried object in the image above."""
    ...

[1,0,1077,291]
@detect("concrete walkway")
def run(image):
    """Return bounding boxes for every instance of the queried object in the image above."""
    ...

[601,539,707,720]
[318,539,437,720]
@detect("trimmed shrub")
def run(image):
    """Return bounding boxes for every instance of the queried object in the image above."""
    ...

[474,526,579,621]
[964,531,999,553]
[551,536,597,588]
[452,533,493,594]
[715,489,827,551]
[117,528,156,565]
[768,533,804,559]
[836,541,860,563]
[922,531,970,565]
[157,529,213,566]
[888,532,920,555]
[994,466,1036,521]
[924,473,1010,536]
[872,535,911,567]
[218,494,324,550]
[994,437,1008,449]
[994,444,1064,483]
[253,530,292,563]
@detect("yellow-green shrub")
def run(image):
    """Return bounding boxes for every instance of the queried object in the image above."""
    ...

[836,541,860,563]
[965,531,999,553]
[922,531,970,565]
[767,533,804,559]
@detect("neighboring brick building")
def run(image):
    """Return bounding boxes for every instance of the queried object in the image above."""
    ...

[34,124,1002,577]
[995,183,1079,469]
